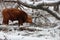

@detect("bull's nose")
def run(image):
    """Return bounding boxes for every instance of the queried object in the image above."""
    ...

[29,21,32,23]
[29,20,32,23]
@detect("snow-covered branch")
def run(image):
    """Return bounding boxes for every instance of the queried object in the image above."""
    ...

[17,0,60,20]
[4,0,60,7]
[19,0,60,6]
[40,7,60,20]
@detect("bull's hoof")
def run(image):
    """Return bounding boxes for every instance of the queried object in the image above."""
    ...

[0,25,8,31]
[18,27,24,31]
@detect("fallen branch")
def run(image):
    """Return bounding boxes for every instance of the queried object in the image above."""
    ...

[18,27,40,31]
[16,1,60,20]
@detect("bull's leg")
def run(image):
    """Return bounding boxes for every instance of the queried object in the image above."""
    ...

[3,18,9,25]
[18,20,25,31]
[2,18,9,27]
[18,20,23,27]
[2,18,9,31]
[2,12,9,25]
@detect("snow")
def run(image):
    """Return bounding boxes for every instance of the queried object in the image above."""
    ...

[20,0,60,3]
[0,27,60,40]
[19,0,60,6]
[43,0,60,3]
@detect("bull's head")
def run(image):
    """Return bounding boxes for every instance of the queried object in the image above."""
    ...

[26,15,32,24]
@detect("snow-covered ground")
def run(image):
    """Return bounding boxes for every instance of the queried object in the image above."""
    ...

[0,26,60,40]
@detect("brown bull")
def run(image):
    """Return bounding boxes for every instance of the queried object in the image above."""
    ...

[2,8,32,26]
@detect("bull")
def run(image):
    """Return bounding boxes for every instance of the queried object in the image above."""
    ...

[2,8,32,27]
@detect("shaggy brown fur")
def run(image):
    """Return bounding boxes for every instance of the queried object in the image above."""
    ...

[2,8,32,26]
